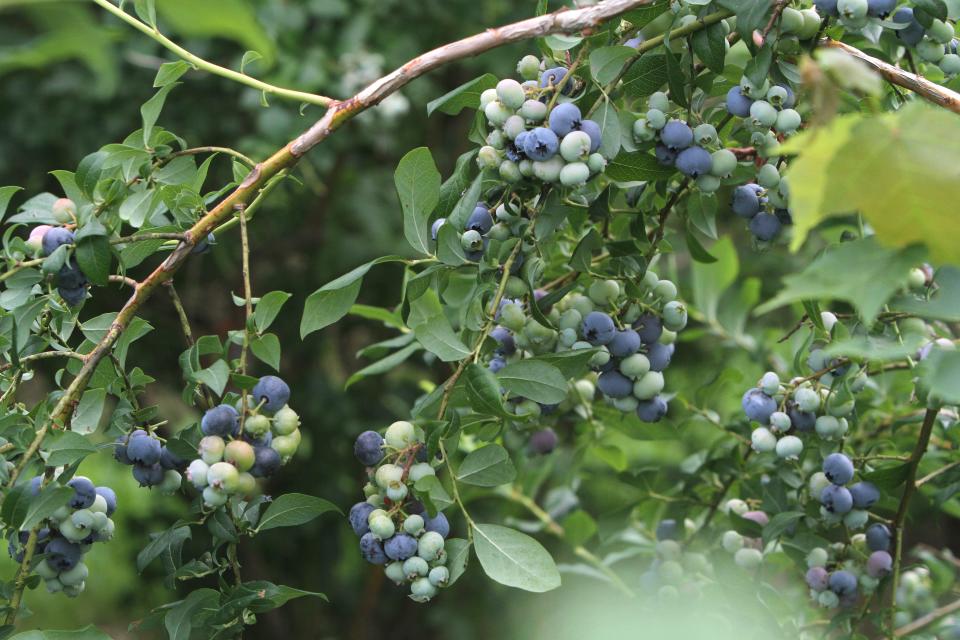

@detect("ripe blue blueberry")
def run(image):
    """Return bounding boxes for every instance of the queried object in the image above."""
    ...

[529,428,558,455]
[159,446,187,471]
[725,86,754,117]
[674,146,713,178]
[633,313,663,344]
[250,445,282,477]
[581,311,616,345]
[659,121,693,150]
[788,406,817,432]
[132,463,164,487]
[849,481,879,509]
[539,67,572,94]
[548,103,582,137]
[608,330,641,357]
[57,260,88,290]
[636,396,668,422]
[490,326,516,356]
[646,342,672,372]
[46,538,83,572]
[598,370,633,398]
[579,119,602,153]
[95,486,117,516]
[201,404,239,437]
[252,375,290,414]
[58,286,86,307]
[522,127,559,161]
[360,532,388,564]
[42,227,74,257]
[893,7,924,46]
[814,0,839,16]
[28,475,42,496]
[423,512,450,538]
[384,533,419,561]
[828,570,857,597]
[806,566,829,591]
[126,434,161,466]
[430,218,446,242]
[867,550,892,578]
[820,484,854,514]
[866,523,891,551]
[823,453,854,485]
[466,205,493,234]
[354,430,385,466]
[66,477,96,509]
[749,213,782,241]
[742,388,776,424]
[488,356,506,373]
[654,144,677,166]
[191,233,215,254]
[732,184,764,218]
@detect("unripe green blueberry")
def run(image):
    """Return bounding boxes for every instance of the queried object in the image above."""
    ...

[586,153,606,174]
[559,162,590,187]
[724,498,749,515]
[908,267,928,290]
[693,123,717,146]
[93,518,115,542]
[574,379,595,402]
[568,293,595,317]
[428,565,449,587]
[207,461,240,492]
[386,481,409,502]
[52,506,71,522]
[815,415,842,440]
[649,92,670,112]
[479,88,498,107]
[370,514,396,539]
[843,509,869,529]
[520,99,547,122]
[272,434,299,458]
[654,279,678,301]
[186,459,209,488]
[560,131,592,162]
[71,509,95,531]
[199,435,225,464]
[587,346,610,368]
[750,100,778,128]
[751,427,777,453]
[917,38,946,63]
[90,511,109,531]
[486,129,505,149]
[224,440,256,472]
[272,405,300,435]
[807,547,829,568]
[58,518,86,542]
[940,54,960,75]
[646,108,667,130]
[411,576,438,601]
[757,163,780,189]
[588,279,620,306]
[236,472,256,495]
[838,0,867,19]
[818,590,840,608]
[722,530,744,553]
[385,561,406,584]
[797,8,822,39]
[36,559,59,580]
[809,472,831,498]
[613,396,640,412]
[375,464,404,488]
[620,353,651,379]
[409,462,435,483]
[52,198,77,223]
[660,329,677,345]
[503,115,526,140]
[403,555,430,578]
[533,157,564,183]
[484,100,513,126]
[558,327,577,347]
[558,308,582,331]
[657,540,682,560]
[244,413,271,437]
[658,560,684,585]
[202,485,228,508]
[927,19,955,44]
[633,371,665,400]
[662,300,687,331]
[770,411,791,432]
[461,229,483,252]
[766,85,789,107]
[710,149,738,178]
[403,514,425,536]
[496,79,526,110]
[58,562,88,587]
[794,387,820,412]
[505,275,527,299]
[633,118,656,142]
[776,435,803,459]
[418,531,445,561]
[779,6,804,34]
[760,371,780,395]
[500,302,526,332]
[499,158,522,183]
[385,420,416,449]
[477,145,501,169]
[775,109,802,134]
[734,548,764,569]
[517,55,541,80]
[158,470,182,494]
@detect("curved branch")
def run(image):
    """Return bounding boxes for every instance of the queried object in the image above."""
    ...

[823,39,960,114]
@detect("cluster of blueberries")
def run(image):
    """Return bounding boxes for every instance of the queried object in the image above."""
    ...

[475,58,607,187]
[638,518,715,600]
[26,198,87,307]
[350,422,452,602]
[8,476,117,597]
[431,199,529,264]
[804,522,893,609]
[114,376,300,509]
[719,501,771,570]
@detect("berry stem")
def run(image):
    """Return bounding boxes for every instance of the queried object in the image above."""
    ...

[0,258,45,284]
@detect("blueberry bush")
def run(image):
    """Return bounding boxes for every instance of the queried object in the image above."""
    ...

[0,0,959,637]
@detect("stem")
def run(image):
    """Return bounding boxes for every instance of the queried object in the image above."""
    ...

[110,232,186,245]
[238,206,253,433]
[501,486,635,598]
[227,541,243,586]
[0,258,45,284]
[645,178,690,259]
[164,146,257,168]
[90,0,334,108]
[0,350,85,373]
[887,407,939,636]
[165,282,213,409]
[894,596,960,637]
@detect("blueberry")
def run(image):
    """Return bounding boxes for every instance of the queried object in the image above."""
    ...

[750,212,782,241]
[95,486,117,516]
[579,119,602,153]
[46,538,83,572]
[625,35,645,48]
[636,396,668,422]
[488,356,506,373]
[823,453,854,485]
[384,533,419,561]
[126,434,161,466]
[732,184,764,219]
[504,141,525,163]
[659,121,693,150]
[354,430,385,466]
[250,445,282,477]
[191,233,215,254]
[28,475,42,496]
[466,205,493,234]
[742,510,769,526]
[159,446,187,471]
[132,463,165,487]
[57,260,88,290]
[349,502,376,536]
[866,523,891,551]
[66,477,96,509]
[58,286,86,307]
[41,227,74,257]
[656,519,678,541]
[893,7,924,46]
[814,0,839,15]
[607,330,641,358]
[522,127,560,161]
[251,375,290,414]
[430,217,447,239]
[360,532,388,564]
[633,313,663,344]
[820,484,853,514]
[646,342,672,372]
[806,566,829,591]
[849,481,879,509]
[581,311,616,345]
[597,370,633,398]
[201,404,239,437]
[490,326,516,356]
[674,146,713,178]
[423,512,450,538]
[539,67,572,95]
[867,550,893,578]
[725,86,754,117]
[113,436,133,465]
[742,388,776,424]
[828,570,858,597]
[529,428,558,455]
[548,103,582,137]
[654,144,677,166]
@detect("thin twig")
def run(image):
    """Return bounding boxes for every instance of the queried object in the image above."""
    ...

[165,146,257,168]
[894,595,960,637]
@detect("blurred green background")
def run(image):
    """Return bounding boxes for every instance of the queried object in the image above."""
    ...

[1,1,954,638]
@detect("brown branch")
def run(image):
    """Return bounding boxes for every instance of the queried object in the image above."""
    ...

[822,39,960,115]
[761,0,790,39]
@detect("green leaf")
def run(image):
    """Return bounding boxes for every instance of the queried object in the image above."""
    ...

[137,526,191,573]
[408,290,471,362]
[0,186,22,224]
[253,290,291,333]
[300,256,403,337]
[191,359,231,397]
[224,581,325,614]
[691,236,738,324]
[71,388,107,435]
[240,50,263,74]
[346,343,420,389]
[497,360,567,404]
[783,104,960,264]
[918,348,960,405]
[413,475,453,514]
[156,0,276,66]
[685,227,717,263]
[472,523,561,592]
[75,236,111,286]
[594,101,622,159]
[763,510,805,543]
[529,349,599,379]
[562,510,597,547]
[1,486,29,531]
[164,588,219,640]
[395,148,441,256]
[893,266,960,322]
[605,151,675,182]
[141,84,178,148]
[662,45,687,109]
[250,333,281,370]
[427,73,498,116]
[445,538,471,586]
[437,222,467,266]
[10,626,113,640]
[823,333,926,363]
[718,0,773,36]
[623,3,671,27]
[691,22,727,73]
[22,486,73,531]
[46,431,97,467]
[154,61,191,87]
[257,493,340,532]
[590,46,635,85]
[862,462,912,491]
[75,152,106,199]
[456,444,516,487]
[545,33,582,51]
[463,364,511,418]
[621,54,669,99]
[754,239,925,324]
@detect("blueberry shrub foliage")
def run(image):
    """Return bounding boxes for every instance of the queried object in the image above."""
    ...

[1,0,960,637]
